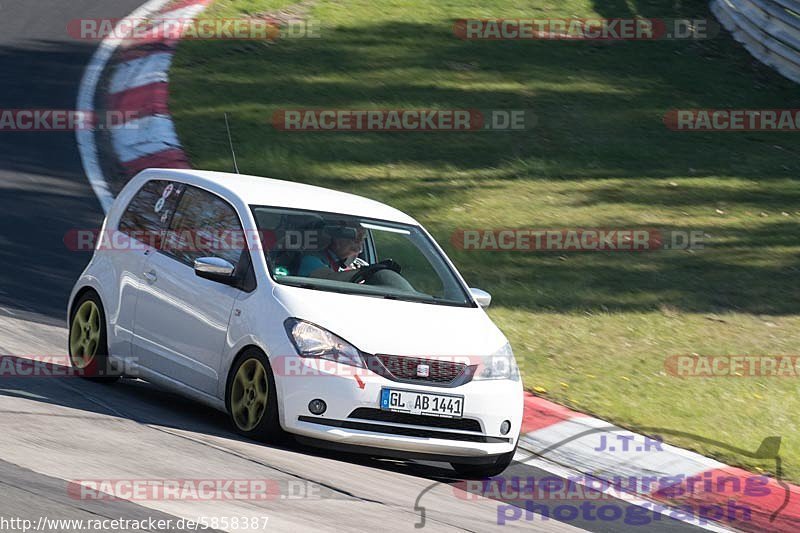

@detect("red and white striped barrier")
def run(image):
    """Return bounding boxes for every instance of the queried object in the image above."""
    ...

[105,0,213,178]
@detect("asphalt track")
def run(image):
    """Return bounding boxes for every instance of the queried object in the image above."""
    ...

[0,1,718,531]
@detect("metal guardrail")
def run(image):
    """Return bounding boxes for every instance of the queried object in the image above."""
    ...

[711,0,800,83]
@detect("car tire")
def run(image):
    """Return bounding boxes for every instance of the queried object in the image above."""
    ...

[226,348,286,443]
[450,446,516,479]
[68,291,120,384]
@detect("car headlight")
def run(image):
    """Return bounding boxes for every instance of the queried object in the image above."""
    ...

[284,318,365,368]
[475,342,520,381]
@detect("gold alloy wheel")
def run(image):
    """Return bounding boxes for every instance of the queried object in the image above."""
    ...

[231,358,269,431]
[69,300,101,369]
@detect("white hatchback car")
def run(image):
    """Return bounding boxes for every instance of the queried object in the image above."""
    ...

[69,168,522,477]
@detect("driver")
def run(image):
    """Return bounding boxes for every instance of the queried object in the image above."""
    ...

[297,225,367,278]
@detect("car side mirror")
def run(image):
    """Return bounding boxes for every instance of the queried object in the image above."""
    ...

[194,257,236,285]
[470,288,492,308]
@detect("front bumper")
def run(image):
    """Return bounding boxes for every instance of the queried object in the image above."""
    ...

[277,357,523,460]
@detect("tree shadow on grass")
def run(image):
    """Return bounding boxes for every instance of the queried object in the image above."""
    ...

[448,221,800,315]
[170,7,800,316]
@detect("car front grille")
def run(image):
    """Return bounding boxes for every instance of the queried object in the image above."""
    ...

[366,354,474,387]
[348,408,482,432]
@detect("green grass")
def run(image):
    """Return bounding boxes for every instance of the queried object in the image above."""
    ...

[170,0,800,481]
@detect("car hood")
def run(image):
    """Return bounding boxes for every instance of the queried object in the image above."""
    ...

[272,284,508,357]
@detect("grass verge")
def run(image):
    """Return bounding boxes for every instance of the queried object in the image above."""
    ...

[171,0,800,481]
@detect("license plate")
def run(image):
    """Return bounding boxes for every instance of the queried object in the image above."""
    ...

[380,388,464,418]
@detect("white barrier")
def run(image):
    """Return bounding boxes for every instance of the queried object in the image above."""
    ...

[711,0,800,83]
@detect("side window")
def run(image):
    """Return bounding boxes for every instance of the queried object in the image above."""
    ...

[118,180,184,247]
[162,186,245,268]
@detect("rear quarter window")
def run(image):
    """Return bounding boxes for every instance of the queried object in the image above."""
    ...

[118,180,184,246]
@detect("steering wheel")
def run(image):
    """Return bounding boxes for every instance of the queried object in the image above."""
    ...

[350,259,401,283]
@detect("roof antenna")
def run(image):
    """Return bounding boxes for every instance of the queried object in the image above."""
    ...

[224,112,240,174]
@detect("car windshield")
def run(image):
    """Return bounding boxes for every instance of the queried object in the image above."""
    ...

[251,206,473,307]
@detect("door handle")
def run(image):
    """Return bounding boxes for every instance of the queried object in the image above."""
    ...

[143,270,157,283]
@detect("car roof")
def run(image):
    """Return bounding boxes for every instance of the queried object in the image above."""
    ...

[138,168,418,225]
